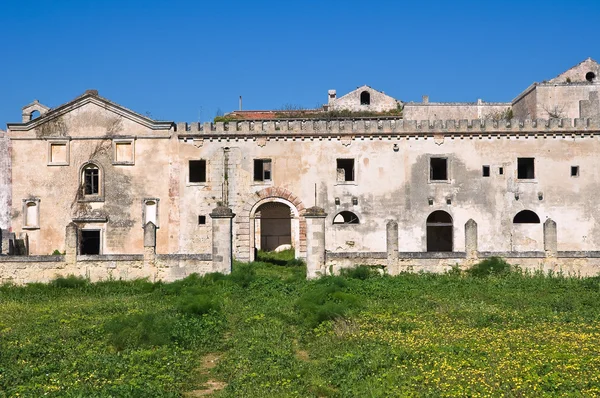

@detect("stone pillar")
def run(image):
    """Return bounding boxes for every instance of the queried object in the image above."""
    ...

[465,219,478,259]
[65,222,78,264]
[143,222,157,268]
[210,205,235,274]
[544,218,557,257]
[386,220,399,274]
[304,206,327,279]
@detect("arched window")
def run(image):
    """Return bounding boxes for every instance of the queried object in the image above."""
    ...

[513,210,540,224]
[333,211,359,224]
[80,162,102,198]
[360,91,371,105]
[30,110,41,120]
[586,72,596,83]
[426,210,453,252]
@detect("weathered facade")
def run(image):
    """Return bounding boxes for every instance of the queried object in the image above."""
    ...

[1,58,600,283]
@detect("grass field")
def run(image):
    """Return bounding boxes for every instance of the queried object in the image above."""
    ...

[1,251,600,397]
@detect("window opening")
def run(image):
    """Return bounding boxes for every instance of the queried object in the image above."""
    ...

[426,210,453,252]
[336,159,355,182]
[513,210,540,224]
[571,166,579,177]
[360,91,371,105]
[499,167,504,175]
[80,230,101,255]
[254,159,272,182]
[189,160,206,183]
[586,72,596,82]
[83,165,99,195]
[198,215,206,225]
[333,211,359,224]
[482,165,490,177]
[517,158,535,179]
[430,157,448,181]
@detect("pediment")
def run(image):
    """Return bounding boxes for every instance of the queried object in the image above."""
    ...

[548,58,599,84]
[7,90,173,137]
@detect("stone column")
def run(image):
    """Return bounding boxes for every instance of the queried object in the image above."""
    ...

[304,206,327,279]
[210,205,235,274]
[143,221,157,269]
[386,220,399,274]
[65,222,78,265]
[465,219,478,259]
[544,218,557,257]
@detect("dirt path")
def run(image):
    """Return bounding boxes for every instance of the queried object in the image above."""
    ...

[184,353,227,397]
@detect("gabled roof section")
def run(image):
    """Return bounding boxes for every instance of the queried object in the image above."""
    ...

[334,84,399,103]
[548,58,599,84]
[7,90,174,131]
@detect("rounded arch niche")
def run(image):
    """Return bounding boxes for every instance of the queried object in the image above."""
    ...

[426,210,453,252]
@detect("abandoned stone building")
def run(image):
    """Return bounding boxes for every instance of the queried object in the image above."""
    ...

[0,58,599,283]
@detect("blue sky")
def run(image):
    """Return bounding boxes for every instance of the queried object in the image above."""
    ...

[1,0,599,125]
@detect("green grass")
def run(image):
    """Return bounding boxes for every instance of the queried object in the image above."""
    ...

[1,261,600,396]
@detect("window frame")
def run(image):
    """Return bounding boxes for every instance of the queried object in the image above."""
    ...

[253,158,273,183]
[188,159,207,184]
[429,156,450,183]
[112,138,135,165]
[79,162,104,202]
[336,158,356,183]
[47,139,70,166]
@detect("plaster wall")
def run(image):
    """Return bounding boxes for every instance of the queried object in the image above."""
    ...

[0,130,10,230]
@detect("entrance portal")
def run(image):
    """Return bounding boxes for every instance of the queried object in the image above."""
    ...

[255,202,292,251]
[426,211,453,252]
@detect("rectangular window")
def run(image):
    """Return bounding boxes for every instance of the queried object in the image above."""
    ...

[517,158,535,179]
[80,230,101,255]
[253,159,272,182]
[482,165,490,177]
[430,157,448,181]
[499,167,504,175]
[571,166,579,177]
[48,140,69,165]
[84,168,99,195]
[189,160,207,183]
[198,215,206,225]
[113,139,135,165]
[336,159,355,182]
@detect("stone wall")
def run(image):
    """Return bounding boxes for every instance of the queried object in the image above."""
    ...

[328,86,400,113]
[0,130,10,231]
[404,101,510,121]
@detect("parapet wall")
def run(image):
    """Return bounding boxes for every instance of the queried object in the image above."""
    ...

[176,117,600,137]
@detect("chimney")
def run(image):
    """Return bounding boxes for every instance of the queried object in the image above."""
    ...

[328,90,337,105]
[422,95,429,104]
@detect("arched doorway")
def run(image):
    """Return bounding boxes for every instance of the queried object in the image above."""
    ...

[426,210,453,252]
[255,202,292,251]
[512,209,542,251]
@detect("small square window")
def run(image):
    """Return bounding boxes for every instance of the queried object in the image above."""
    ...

[189,160,207,183]
[571,166,579,177]
[482,165,490,177]
[198,215,206,225]
[113,139,135,165]
[254,159,272,182]
[48,140,69,165]
[517,158,535,179]
[430,157,448,181]
[336,159,355,182]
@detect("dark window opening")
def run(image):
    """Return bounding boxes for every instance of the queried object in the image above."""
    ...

[586,72,596,82]
[517,158,535,179]
[80,230,100,255]
[430,157,448,181]
[333,211,359,224]
[336,159,355,182]
[84,167,99,195]
[360,91,371,105]
[571,166,579,177]
[189,160,206,183]
[198,215,206,225]
[426,211,453,252]
[499,167,504,175]
[253,159,272,182]
[482,165,490,177]
[513,210,540,224]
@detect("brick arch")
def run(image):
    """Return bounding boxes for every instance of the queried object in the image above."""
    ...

[235,187,307,261]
